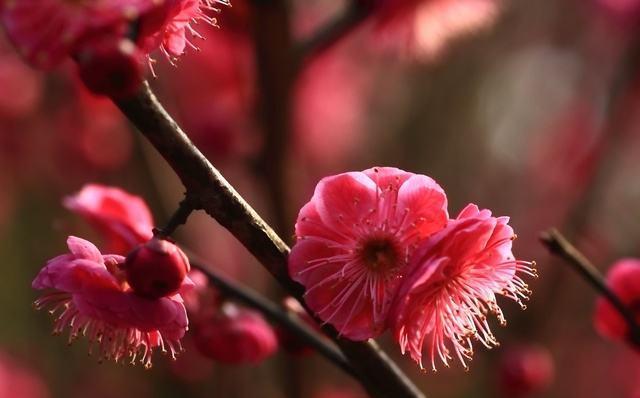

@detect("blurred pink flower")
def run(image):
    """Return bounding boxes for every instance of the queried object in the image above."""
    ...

[595,0,640,24]
[64,184,154,254]
[498,344,554,397]
[0,37,42,119]
[293,47,371,169]
[370,0,501,62]
[193,303,278,364]
[390,204,535,370]
[53,84,133,173]
[124,238,191,299]
[161,27,258,161]
[593,259,640,342]
[33,236,189,368]
[0,352,49,398]
[289,167,448,340]
[0,0,157,68]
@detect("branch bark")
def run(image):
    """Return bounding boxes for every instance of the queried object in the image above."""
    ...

[188,256,355,377]
[114,83,425,398]
[540,228,640,346]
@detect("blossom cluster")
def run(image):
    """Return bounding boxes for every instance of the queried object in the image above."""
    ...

[32,184,279,368]
[289,167,536,371]
[0,0,229,96]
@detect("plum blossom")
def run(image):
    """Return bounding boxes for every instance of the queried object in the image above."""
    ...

[0,0,158,68]
[137,0,231,71]
[32,236,191,368]
[193,302,278,364]
[390,204,536,371]
[593,259,640,343]
[63,184,154,254]
[288,167,448,340]
[369,0,501,62]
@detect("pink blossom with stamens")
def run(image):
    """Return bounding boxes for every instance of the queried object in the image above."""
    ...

[288,167,448,340]
[137,0,230,68]
[390,204,536,371]
[0,0,158,68]
[593,259,640,342]
[63,184,154,255]
[32,236,191,368]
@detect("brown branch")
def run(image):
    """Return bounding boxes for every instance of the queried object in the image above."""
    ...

[114,83,425,398]
[188,257,355,377]
[540,228,640,346]
[154,198,194,238]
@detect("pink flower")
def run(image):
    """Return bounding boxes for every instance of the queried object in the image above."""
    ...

[390,204,535,370]
[63,184,154,254]
[137,0,230,67]
[370,0,501,62]
[0,352,49,398]
[32,236,190,368]
[193,303,278,364]
[0,0,157,68]
[0,36,42,119]
[593,259,640,342]
[498,344,554,398]
[288,167,448,340]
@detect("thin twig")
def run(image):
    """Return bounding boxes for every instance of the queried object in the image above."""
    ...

[540,228,640,346]
[114,83,425,398]
[188,256,355,377]
[154,199,194,238]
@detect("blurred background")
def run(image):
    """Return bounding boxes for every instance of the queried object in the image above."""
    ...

[1,0,640,397]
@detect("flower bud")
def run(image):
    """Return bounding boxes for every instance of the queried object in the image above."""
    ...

[193,303,278,364]
[76,37,144,98]
[124,238,190,299]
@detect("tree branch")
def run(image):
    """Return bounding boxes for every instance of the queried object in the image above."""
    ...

[540,228,640,346]
[188,256,355,377]
[154,198,194,238]
[114,83,425,398]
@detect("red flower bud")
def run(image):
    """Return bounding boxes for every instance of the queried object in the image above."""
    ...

[124,238,190,299]
[76,37,145,98]
[193,303,278,364]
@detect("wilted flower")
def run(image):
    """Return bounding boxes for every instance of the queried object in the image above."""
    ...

[63,184,154,254]
[498,344,554,397]
[193,302,278,364]
[593,259,640,343]
[33,236,190,368]
[289,167,448,340]
[390,204,535,371]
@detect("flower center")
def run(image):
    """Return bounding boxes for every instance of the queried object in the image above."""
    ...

[358,237,400,272]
